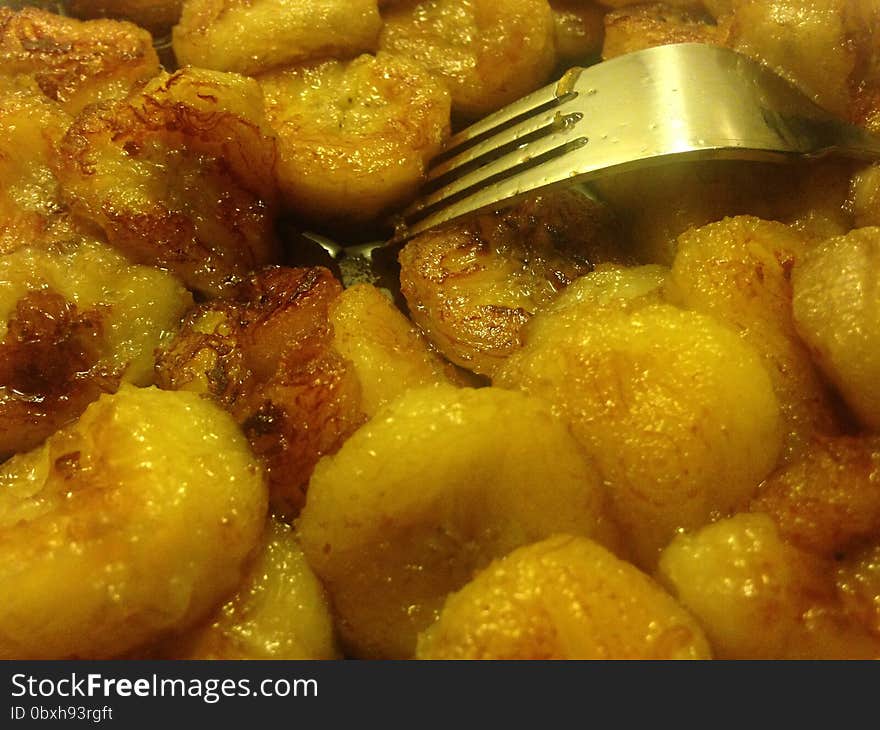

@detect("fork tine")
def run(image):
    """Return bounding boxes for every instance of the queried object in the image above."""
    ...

[426,105,582,189]
[404,122,588,221]
[398,134,589,241]
[433,69,584,163]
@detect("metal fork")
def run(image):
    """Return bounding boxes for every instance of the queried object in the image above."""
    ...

[391,42,880,244]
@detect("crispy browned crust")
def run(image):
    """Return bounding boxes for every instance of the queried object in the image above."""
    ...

[55,70,280,297]
[0,7,158,114]
[0,289,119,458]
[751,436,880,559]
[156,266,365,517]
[399,190,626,376]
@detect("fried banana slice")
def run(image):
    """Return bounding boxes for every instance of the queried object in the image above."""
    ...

[551,0,605,64]
[173,0,382,75]
[667,217,841,462]
[0,238,192,458]
[56,68,280,298]
[724,0,855,118]
[658,513,880,659]
[0,386,267,659]
[496,267,783,567]
[792,227,880,431]
[417,535,711,660]
[156,267,364,517]
[751,436,880,559]
[602,2,720,59]
[0,7,158,115]
[168,518,339,660]
[67,0,184,33]
[0,76,71,255]
[399,190,624,377]
[329,284,457,417]
[379,0,557,119]
[297,384,621,658]
[258,52,450,225]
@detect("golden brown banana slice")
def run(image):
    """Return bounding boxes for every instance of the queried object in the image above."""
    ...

[169,518,339,660]
[379,0,557,119]
[173,0,382,75]
[0,386,267,659]
[601,2,720,59]
[0,77,71,255]
[496,267,783,567]
[0,238,192,458]
[258,52,450,225]
[667,216,841,463]
[297,384,621,658]
[658,513,880,659]
[156,266,364,518]
[750,436,880,559]
[55,68,280,298]
[0,7,158,115]
[417,535,711,660]
[725,0,855,119]
[399,189,624,377]
[329,284,457,417]
[792,227,880,431]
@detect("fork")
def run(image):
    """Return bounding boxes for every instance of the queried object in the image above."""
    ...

[390,42,880,245]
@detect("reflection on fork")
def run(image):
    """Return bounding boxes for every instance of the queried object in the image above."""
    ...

[394,43,880,244]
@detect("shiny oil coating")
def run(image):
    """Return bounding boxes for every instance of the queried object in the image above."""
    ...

[0,238,192,457]
[792,227,880,431]
[172,518,339,660]
[417,535,711,660]
[0,386,267,659]
[173,0,382,76]
[297,384,621,659]
[258,52,450,224]
[496,269,784,568]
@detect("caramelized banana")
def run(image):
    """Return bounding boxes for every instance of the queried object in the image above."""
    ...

[0,77,71,255]
[379,0,557,119]
[328,284,457,417]
[658,513,880,659]
[297,384,621,658]
[418,535,711,660]
[169,518,339,660]
[0,7,158,115]
[751,436,880,558]
[792,227,880,431]
[156,266,363,518]
[0,386,267,659]
[725,0,855,118]
[55,68,280,298]
[399,189,624,377]
[0,238,192,458]
[602,2,720,59]
[667,216,841,462]
[173,0,382,75]
[258,52,450,225]
[496,267,783,567]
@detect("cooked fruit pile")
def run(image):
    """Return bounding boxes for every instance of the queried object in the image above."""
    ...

[1,0,880,660]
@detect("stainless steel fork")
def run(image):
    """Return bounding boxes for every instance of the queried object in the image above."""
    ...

[393,42,880,244]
